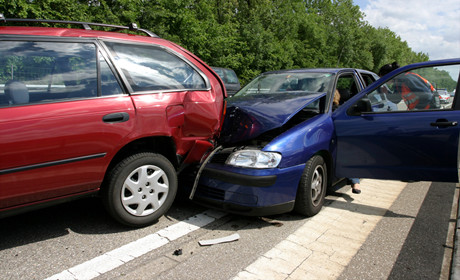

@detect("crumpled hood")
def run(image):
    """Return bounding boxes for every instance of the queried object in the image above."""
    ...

[220,92,326,143]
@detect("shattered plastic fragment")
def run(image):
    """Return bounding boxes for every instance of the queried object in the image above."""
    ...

[198,233,240,246]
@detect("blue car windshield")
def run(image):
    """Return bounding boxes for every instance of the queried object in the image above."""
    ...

[235,72,333,97]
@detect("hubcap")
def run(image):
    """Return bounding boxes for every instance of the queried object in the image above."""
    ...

[311,165,324,206]
[121,165,169,217]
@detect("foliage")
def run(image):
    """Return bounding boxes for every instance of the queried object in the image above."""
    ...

[1,0,432,84]
[416,67,458,92]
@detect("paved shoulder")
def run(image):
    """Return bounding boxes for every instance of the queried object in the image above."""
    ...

[233,180,457,280]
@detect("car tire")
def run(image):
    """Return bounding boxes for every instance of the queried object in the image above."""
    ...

[294,155,327,217]
[103,152,177,227]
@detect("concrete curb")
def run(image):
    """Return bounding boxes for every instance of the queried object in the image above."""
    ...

[451,186,460,280]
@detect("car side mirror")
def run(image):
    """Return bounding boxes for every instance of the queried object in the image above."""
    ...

[347,98,372,116]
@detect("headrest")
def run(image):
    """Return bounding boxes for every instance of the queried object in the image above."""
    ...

[5,80,29,104]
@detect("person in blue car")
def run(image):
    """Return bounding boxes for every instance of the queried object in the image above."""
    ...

[332,88,361,194]
[350,178,361,194]
[333,88,361,194]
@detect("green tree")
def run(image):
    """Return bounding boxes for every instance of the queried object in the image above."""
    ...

[0,0,429,85]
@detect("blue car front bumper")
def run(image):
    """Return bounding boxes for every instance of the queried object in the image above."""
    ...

[193,163,306,216]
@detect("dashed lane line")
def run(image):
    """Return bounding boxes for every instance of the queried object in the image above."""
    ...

[44,209,227,280]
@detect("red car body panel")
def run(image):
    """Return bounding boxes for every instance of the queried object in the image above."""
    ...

[0,25,225,213]
[0,97,135,208]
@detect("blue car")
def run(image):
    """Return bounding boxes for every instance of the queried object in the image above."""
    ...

[190,59,460,217]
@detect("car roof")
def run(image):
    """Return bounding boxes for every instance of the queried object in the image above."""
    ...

[0,25,174,46]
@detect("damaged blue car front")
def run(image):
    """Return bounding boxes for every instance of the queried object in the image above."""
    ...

[190,59,460,217]
[190,69,363,216]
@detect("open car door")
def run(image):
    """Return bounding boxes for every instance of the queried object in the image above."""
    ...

[333,59,460,182]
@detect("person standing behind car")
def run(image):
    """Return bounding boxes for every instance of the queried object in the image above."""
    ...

[378,61,400,77]
[379,62,438,110]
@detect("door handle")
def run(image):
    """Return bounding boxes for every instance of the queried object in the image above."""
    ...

[430,120,458,128]
[103,112,130,123]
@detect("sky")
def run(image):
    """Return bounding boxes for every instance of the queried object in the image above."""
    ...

[353,0,460,61]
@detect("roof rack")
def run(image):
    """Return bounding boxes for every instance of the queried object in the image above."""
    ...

[0,13,159,38]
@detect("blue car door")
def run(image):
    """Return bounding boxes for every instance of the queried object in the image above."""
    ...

[333,59,460,182]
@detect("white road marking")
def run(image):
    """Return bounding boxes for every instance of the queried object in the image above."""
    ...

[44,209,226,280]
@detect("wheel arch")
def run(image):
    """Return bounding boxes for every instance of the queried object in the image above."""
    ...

[105,136,178,180]
[314,150,333,188]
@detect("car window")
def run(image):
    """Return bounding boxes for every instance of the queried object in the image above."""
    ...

[223,68,239,84]
[438,89,448,94]
[360,64,459,112]
[212,67,224,77]
[104,41,207,92]
[99,52,123,96]
[336,74,360,104]
[359,72,378,87]
[0,41,120,107]
[236,72,332,96]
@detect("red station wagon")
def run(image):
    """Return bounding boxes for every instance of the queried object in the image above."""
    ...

[0,17,226,227]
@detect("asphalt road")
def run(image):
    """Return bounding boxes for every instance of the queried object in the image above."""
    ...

[339,181,457,280]
[0,179,457,280]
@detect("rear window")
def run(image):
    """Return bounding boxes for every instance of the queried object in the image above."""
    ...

[222,68,239,84]
[360,72,378,87]
[213,67,239,84]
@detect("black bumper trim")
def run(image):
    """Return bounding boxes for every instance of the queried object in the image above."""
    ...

[202,168,277,187]
[193,196,295,216]
[0,153,106,175]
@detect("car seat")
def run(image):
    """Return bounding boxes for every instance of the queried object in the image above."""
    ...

[338,89,351,104]
[5,80,29,105]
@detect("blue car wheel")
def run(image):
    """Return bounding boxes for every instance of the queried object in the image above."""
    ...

[294,155,327,216]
